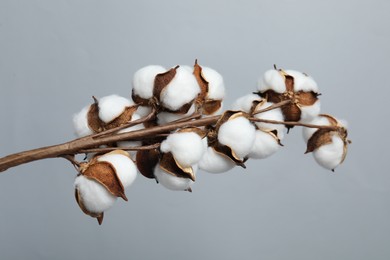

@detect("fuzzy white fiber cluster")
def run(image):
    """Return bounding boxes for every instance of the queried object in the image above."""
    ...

[97,152,137,188]
[202,67,225,100]
[198,146,236,173]
[160,131,206,167]
[98,95,134,124]
[258,69,286,93]
[300,101,321,122]
[72,95,135,137]
[132,65,166,99]
[303,115,348,171]
[74,175,117,214]
[154,164,195,191]
[284,70,319,93]
[258,69,319,93]
[254,102,285,139]
[231,94,261,113]
[73,105,94,137]
[248,130,281,159]
[218,116,256,159]
[313,135,345,170]
[160,66,200,111]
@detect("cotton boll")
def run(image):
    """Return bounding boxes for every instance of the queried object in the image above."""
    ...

[133,65,167,99]
[73,105,94,137]
[284,70,319,93]
[157,104,196,125]
[160,132,206,167]
[97,95,134,124]
[231,94,262,113]
[74,175,117,213]
[300,100,321,122]
[159,66,200,111]
[154,163,195,191]
[302,115,333,142]
[202,67,225,100]
[199,147,236,173]
[313,135,345,170]
[258,69,286,93]
[253,102,286,139]
[97,152,137,188]
[248,130,281,159]
[218,116,256,158]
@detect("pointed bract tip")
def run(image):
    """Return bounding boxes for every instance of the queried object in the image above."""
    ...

[97,213,104,225]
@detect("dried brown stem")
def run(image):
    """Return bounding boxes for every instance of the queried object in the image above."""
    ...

[78,143,160,154]
[0,100,330,173]
[249,118,339,130]
[252,100,291,115]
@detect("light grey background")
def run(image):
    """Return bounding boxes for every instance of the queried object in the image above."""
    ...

[0,0,388,259]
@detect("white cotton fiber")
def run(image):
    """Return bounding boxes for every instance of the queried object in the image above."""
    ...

[284,70,319,93]
[160,131,206,167]
[313,135,345,170]
[98,152,137,188]
[300,100,321,122]
[157,104,196,125]
[258,69,286,93]
[218,116,256,159]
[132,65,167,99]
[231,94,262,113]
[160,66,200,111]
[302,115,333,142]
[98,95,134,124]
[73,105,94,137]
[248,130,281,159]
[154,163,195,191]
[202,67,225,100]
[198,146,236,173]
[135,105,152,117]
[253,102,285,140]
[74,175,117,213]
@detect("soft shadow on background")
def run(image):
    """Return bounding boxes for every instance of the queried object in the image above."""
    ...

[0,1,389,259]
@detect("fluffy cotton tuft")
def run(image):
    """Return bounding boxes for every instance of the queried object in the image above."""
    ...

[202,67,225,100]
[132,65,167,99]
[160,66,200,111]
[199,147,236,173]
[284,70,319,93]
[98,95,134,124]
[300,100,321,122]
[258,69,286,93]
[73,105,94,137]
[154,164,195,191]
[254,102,286,139]
[157,104,196,125]
[160,131,206,167]
[248,130,281,159]
[231,94,262,113]
[74,175,117,213]
[97,153,137,188]
[218,116,256,158]
[313,135,345,170]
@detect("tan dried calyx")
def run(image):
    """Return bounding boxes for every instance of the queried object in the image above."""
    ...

[305,114,350,163]
[257,69,319,124]
[193,60,222,115]
[87,97,138,133]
